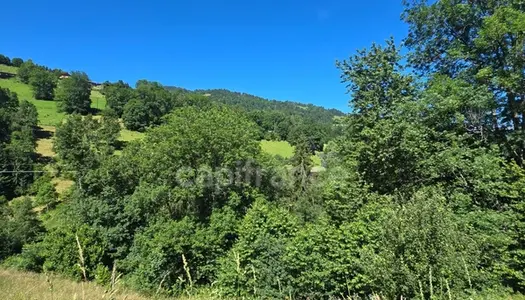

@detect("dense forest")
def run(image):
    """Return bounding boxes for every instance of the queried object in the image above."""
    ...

[2,1,525,299]
[166,87,344,149]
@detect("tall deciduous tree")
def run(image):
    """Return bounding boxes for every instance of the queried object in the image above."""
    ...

[103,80,133,117]
[29,69,56,100]
[11,58,23,67]
[56,71,92,114]
[336,39,420,194]
[403,0,525,165]
[0,54,11,66]
[17,60,36,84]
[54,114,120,176]
[122,80,177,131]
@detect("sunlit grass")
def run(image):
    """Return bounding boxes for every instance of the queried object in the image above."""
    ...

[260,140,295,158]
[0,77,107,126]
[0,64,18,74]
[260,140,322,166]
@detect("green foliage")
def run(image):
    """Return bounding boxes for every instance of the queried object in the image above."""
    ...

[364,188,477,299]
[102,80,133,117]
[5,3,525,298]
[0,54,10,65]
[11,58,23,67]
[17,60,36,84]
[94,264,111,286]
[35,180,58,211]
[217,199,299,298]
[29,68,57,100]
[54,114,120,176]
[122,80,178,131]
[2,242,45,272]
[41,224,107,280]
[0,198,44,262]
[403,0,525,166]
[56,71,92,114]
[124,217,197,294]
[290,136,313,198]
[0,89,37,199]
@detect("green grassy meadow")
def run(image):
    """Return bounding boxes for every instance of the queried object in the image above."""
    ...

[0,64,321,165]
[260,140,295,158]
[0,76,106,126]
[260,140,322,166]
[0,64,18,74]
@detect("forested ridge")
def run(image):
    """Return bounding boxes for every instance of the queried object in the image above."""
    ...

[165,86,344,148]
[1,1,525,299]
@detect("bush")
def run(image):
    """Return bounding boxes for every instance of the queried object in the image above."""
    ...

[2,243,44,272]
[216,200,299,299]
[0,198,44,261]
[94,264,111,286]
[41,224,107,280]
[35,181,58,211]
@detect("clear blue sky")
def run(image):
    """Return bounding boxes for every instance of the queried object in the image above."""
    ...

[2,0,408,112]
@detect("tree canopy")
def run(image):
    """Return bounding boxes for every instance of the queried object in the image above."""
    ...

[56,72,92,114]
[3,2,525,299]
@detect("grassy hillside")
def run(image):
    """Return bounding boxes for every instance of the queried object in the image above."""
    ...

[260,140,322,166]
[0,64,18,74]
[0,268,215,300]
[260,140,295,158]
[0,65,106,126]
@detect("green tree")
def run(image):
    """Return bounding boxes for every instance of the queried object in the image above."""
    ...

[0,197,43,261]
[121,99,148,131]
[29,68,57,100]
[290,136,313,197]
[54,114,120,176]
[11,58,23,67]
[217,200,299,298]
[17,60,36,84]
[103,80,133,117]
[12,101,38,135]
[403,0,525,166]
[35,181,58,211]
[336,39,420,195]
[56,71,92,114]
[41,224,107,280]
[122,80,178,131]
[0,88,19,143]
[0,54,10,66]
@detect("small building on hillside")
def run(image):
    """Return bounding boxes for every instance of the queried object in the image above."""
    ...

[59,72,71,79]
